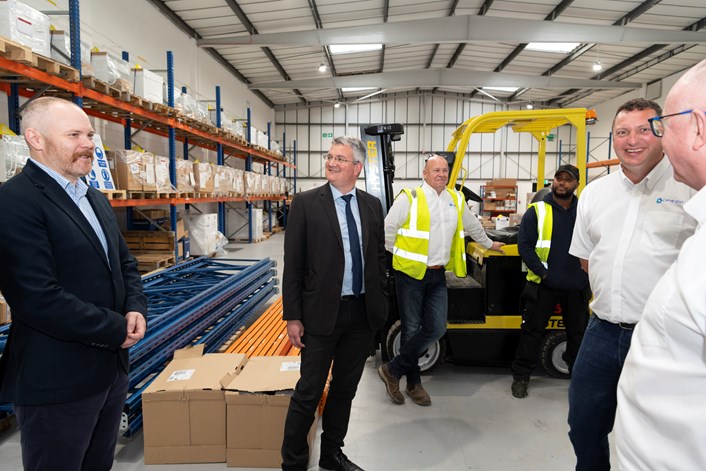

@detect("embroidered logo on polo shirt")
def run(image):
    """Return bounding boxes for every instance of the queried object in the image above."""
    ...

[656,197,686,205]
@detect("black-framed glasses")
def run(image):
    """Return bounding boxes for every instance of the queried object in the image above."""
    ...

[648,110,703,137]
[323,154,358,165]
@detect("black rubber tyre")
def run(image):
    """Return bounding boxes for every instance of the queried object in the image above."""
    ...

[385,320,445,373]
[540,331,570,379]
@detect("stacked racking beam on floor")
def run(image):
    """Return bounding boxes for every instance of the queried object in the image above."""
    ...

[122,256,278,436]
[0,256,279,437]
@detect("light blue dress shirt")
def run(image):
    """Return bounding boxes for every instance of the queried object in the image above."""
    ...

[330,185,365,296]
[30,158,110,262]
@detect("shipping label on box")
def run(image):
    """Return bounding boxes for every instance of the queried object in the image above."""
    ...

[142,345,247,465]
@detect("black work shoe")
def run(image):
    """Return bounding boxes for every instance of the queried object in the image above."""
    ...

[319,451,365,471]
[378,363,405,404]
[511,379,529,398]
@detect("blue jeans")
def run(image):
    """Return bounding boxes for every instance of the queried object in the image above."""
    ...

[568,315,633,471]
[388,268,447,386]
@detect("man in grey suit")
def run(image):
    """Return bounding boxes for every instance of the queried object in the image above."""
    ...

[281,136,388,471]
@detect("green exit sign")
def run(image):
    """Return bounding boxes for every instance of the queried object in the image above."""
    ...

[547,134,555,141]
[322,132,333,138]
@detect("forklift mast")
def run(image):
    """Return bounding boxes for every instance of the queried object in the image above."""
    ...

[360,123,404,215]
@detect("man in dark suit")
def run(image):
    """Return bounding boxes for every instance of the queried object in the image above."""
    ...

[0,96,147,471]
[281,136,387,471]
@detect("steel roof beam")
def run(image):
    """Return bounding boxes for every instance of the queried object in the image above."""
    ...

[248,69,640,90]
[196,14,706,47]
[144,0,274,107]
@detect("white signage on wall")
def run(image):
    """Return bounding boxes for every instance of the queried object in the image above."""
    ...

[86,134,116,190]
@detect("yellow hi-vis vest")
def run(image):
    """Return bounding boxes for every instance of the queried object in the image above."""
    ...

[392,187,467,280]
[526,201,553,284]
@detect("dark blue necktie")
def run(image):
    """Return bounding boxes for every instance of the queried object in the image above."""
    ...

[341,194,363,296]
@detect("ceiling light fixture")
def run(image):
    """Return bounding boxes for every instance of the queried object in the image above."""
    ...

[318,62,328,73]
[526,103,534,110]
[592,44,603,72]
[334,102,341,108]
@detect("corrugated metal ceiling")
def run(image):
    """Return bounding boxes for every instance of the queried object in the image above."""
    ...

[149,0,706,109]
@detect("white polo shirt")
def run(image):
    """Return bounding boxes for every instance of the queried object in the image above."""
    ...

[385,182,492,266]
[616,185,706,470]
[569,157,696,323]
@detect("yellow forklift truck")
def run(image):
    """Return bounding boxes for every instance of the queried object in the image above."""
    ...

[363,108,590,378]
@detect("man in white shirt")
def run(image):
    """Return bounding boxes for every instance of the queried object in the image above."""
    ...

[378,154,504,406]
[567,98,697,470]
[616,59,706,470]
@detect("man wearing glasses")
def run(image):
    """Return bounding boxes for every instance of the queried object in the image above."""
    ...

[567,98,697,470]
[616,60,706,470]
[378,154,504,406]
[281,136,388,471]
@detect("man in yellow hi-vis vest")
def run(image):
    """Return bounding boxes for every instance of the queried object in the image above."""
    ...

[510,164,590,399]
[378,154,504,406]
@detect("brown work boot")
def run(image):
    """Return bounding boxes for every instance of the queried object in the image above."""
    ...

[405,383,431,406]
[378,363,404,404]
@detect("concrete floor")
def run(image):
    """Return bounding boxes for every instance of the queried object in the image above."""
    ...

[0,232,616,470]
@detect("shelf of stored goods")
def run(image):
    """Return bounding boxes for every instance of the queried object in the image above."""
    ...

[480,183,518,216]
[0,40,294,255]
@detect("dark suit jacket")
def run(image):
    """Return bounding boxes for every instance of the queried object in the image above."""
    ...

[282,183,388,335]
[0,160,147,406]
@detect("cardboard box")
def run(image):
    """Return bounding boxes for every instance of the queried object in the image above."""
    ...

[142,345,248,465]
[110,150,143,191]
[142,153,157,191]
[225,356,311,468]
[193,162,214,194]
[490,178,517,187]
[177,159,195,193]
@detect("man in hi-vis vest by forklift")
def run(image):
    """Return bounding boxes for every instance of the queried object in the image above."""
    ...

[378,154,505,406]
[510,164,590,399]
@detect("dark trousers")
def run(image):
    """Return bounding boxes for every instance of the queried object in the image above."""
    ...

[281,296,374,471]
[388,268,447,386]
[14,369,128,471]
[511,283,589,380]
[568,315,634,470]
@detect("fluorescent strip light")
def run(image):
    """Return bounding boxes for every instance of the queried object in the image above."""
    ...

[330,44,383,55]
[341,87,377,92]
[482,86,518,93]
[526,42,580,53]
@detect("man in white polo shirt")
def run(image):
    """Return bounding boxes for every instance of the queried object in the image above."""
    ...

[616,59,706,470]
[567,98,697,470]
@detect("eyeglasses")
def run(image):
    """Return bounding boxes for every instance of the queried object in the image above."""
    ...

[323,154,359,165]
[648,109,705,137]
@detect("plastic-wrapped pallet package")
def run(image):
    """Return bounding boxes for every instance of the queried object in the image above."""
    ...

[213,164,229,196]
[176,159,194,193]
[192,162,214,194]
[0,134,29,182]
[184,213,219,256]
[132,67,164,103]
[0,0,50,56]
[49,30,91,69]
[233,169,244,196]
[244,171,257,196]
[154,155,173,193]
[107,150,146,191]
[91,51,132,91]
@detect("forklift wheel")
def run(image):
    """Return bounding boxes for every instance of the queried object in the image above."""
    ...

[385,320,445,373]
[540,331,570,379]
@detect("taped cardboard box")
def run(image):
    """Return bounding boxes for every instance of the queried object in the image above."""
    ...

[225,356,315,468]
[176,159,195,193]
[193,162,214,194]
[142,345,248,465]
[109,150,143,191]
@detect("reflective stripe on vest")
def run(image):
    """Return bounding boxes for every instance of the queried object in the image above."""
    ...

[392,187,467,280]
[526,201,553,284]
